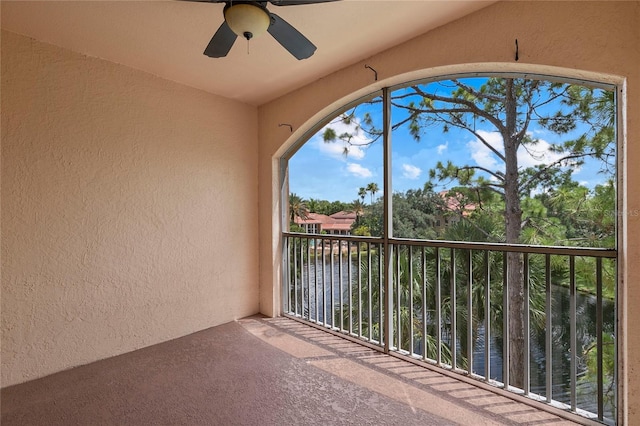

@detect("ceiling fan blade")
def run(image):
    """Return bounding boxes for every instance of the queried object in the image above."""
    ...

[268,0,339,5]
[203,21,237,58]
[267,13,316,60]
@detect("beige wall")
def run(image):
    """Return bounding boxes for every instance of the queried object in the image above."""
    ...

[2,0,639,421]
[258,1,639,423]
[1,31,260,386]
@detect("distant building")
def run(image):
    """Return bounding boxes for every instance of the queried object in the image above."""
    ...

[293,211,356,235]
[434,191,477,233]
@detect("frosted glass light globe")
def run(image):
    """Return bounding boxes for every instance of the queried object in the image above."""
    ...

[224,3,270,40]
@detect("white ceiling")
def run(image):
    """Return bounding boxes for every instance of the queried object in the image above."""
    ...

[1,1,494,106]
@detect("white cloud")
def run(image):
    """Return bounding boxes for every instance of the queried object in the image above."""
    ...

[467,130,568,173]
[467,131,502,171]
[316,139,366,160]
[401,163,422,179]
[314,118,371,161]
[346,163,373,178]
[517,138,566,168]
[437,142,448,155]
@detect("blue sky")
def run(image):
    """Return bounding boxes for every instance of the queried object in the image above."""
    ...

[288,80,613,204]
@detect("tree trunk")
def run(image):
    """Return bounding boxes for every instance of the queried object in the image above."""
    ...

[503,78,525,389]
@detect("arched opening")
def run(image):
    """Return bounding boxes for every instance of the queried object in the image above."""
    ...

[280,72,620,423]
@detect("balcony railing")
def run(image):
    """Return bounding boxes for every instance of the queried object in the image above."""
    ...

[282,232,617,424]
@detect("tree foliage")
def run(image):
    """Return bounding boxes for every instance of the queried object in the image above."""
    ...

[323,76,615,391]
[293,76,616,414]
[289,193,309,223]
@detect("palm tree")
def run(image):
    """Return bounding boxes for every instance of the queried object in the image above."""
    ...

[289,193,310,223]
[350,199,365,225]
[358,187,367,203]
[366,182,379,205]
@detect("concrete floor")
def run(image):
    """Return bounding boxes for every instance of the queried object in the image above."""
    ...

[2,315,587,425]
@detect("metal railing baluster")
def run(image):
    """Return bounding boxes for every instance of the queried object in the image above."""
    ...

[597,257,604,421]
[288,237,292,314]
[385,243,393,353]
[545,254,552,402]
[379,244,383,344]
[338,239,344,332]
[484,250,491,383]
[368,242,373,341]
[322,238,326,326]
[306,236,311,321]
[524,253,530,395]
[330,238,335,329]
[467,249,473,375]
[298,237,302,315]
[409,245,414,356]
[357,242,362,337]
[451,248,457,370]
[503,252,509,389]
[570,256,577,412]
[422,246,428,361]
[436,247,442,366]
[292,237,297,315]
[315,238,319,322]
[348,240,353,335]
[396,246,401,351]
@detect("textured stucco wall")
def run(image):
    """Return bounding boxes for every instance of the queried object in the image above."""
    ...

[1,30,259,386]
[258,1,639,423]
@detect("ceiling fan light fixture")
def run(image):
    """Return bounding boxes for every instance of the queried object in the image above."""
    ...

[224,3,271,40]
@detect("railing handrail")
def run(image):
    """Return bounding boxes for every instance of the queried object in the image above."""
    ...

[283,232,617,258]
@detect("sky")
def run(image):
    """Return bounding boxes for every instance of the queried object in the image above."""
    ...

[288,79,614,204]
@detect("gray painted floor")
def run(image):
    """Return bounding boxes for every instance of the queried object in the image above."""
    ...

[1,316,582,425]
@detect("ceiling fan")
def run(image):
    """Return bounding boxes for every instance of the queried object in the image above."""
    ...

[184,0,339,60]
